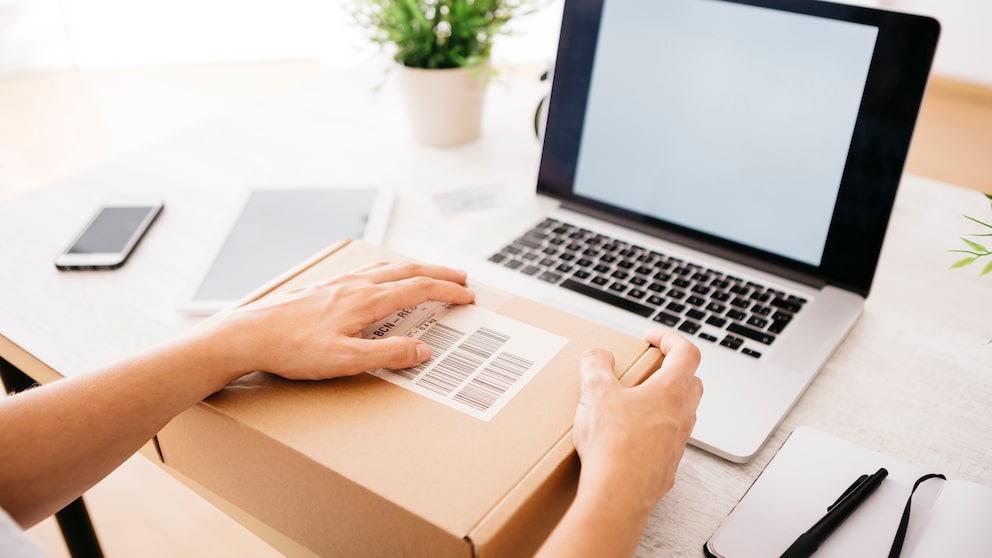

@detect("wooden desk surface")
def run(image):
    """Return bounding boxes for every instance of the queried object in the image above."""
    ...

[0,66,989,557]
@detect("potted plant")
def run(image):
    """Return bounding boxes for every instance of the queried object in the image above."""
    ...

[950,192,992,342]
[350,0,539,147]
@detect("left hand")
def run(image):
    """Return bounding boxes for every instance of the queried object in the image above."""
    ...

[196,261,476,382]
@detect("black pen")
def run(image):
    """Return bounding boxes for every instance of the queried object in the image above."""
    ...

[780,467,889,558]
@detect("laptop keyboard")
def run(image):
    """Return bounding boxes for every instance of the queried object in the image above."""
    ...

[487,218,808,358]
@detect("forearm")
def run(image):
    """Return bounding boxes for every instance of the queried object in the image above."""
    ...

[0,332,240,527]
[536,470,654,558]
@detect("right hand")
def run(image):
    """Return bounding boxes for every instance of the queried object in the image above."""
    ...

[572,329,703,515]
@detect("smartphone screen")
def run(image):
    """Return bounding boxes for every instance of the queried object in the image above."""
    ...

[67,206,158,254]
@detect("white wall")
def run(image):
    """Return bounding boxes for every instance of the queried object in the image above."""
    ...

[0,0,564,75]
[0,0,985,86]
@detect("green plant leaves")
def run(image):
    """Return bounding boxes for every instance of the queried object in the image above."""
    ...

[951,256,977,269]
[350,0,542,69]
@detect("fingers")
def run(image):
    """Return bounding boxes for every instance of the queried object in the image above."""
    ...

[336,337,432,374]
[350,261,468,287]
[579,348,617,394]
[640,329,701,388]
[366,276,476,321]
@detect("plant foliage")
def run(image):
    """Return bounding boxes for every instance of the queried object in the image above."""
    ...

[349,0,540,69]
[949,193,992,277]
[949,193,992,344]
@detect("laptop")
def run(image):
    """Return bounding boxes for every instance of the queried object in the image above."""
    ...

[452,0,939,462]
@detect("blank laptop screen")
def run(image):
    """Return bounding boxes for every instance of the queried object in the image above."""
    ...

[572,0,879,267]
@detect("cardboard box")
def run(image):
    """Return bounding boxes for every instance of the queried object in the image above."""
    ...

[157,240,662,557]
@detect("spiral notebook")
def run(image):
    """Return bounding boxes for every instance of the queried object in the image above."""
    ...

[705,427,992,558]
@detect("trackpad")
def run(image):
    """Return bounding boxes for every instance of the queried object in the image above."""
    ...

[540,293,643,337]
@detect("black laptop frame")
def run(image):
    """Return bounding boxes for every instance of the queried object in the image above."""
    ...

[536,0,939,297]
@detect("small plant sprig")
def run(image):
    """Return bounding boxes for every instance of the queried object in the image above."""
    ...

[349,0,541,70]
[949,193,992,276]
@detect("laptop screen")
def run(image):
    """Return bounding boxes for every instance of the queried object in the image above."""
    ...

[538,0,939,295]
[572,0,877,267]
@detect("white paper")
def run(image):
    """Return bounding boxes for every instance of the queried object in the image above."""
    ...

[360,302,568,421]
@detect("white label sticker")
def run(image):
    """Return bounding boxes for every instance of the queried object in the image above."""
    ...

[360,303,568,421]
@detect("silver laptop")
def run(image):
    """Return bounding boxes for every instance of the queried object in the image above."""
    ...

[454,0,939,462]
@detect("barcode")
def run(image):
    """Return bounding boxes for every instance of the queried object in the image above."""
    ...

[454,352,534,412]
[388,322,465,380]
[417,327,509,396]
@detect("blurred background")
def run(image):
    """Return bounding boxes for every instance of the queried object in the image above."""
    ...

[0,1,988,556]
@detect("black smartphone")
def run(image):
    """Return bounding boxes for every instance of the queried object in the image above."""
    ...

[54,200,164,270]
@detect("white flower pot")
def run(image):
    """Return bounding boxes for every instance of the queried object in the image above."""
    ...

[397,63,489,147]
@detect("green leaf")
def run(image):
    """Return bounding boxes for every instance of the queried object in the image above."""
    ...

[961,238,990,253]
[964,214,992,230]
[982,259,992,277]
[950,256,977,269]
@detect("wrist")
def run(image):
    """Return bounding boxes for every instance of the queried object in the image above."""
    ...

[574,462,656,536]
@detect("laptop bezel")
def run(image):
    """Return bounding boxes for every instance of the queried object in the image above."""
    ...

[536,0,939,297]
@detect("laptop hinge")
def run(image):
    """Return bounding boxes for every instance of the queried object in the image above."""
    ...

[558,199,828,291]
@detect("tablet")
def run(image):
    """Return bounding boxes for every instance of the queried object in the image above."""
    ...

[180,187,393,315]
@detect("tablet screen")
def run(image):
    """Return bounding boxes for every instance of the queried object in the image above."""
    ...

[183,188,391,314]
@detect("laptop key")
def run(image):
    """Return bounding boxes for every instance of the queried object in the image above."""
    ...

[522,265,541,276]
[538,271,562,283]
[678,321,701,334]
[771,297,802,313]
[686,295,705,307]
[591,276,609,286]
[706,302,726,314]
[741,348,762,358]
[628,289,647,300]
[505,259,523,269]
[573,270,591,280]
[647,295,665,306]
[686,309,706,320]
[747,316,768,328]
[652,312,680,327]
[488,253,506,263]
[706,316,727,328]
[666,302,686,313]
[768,320,790,334]
[727,323,776,345]
[727,309,747,321]
[698,332,718,342]
[608,282,628,293]
[559,279,654,317]
[720,335,744,350]
[630,276,647,287]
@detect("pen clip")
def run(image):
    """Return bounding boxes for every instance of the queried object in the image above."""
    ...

[828,474,869,511]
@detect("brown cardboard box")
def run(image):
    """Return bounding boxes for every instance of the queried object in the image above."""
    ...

[157,240,662,557]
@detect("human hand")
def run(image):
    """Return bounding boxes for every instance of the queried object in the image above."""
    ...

[197,261,476,383]
[572,329,703,517]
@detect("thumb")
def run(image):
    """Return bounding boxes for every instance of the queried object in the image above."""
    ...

[579,348,618,395]
[345,337,431,373]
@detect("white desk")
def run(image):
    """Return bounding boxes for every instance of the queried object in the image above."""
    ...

[0,68,990,557]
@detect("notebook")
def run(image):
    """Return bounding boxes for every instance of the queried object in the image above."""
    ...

[449,0,940,462]
[705,427,992,557]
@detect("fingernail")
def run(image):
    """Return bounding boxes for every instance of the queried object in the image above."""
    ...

[415,341,430,361]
